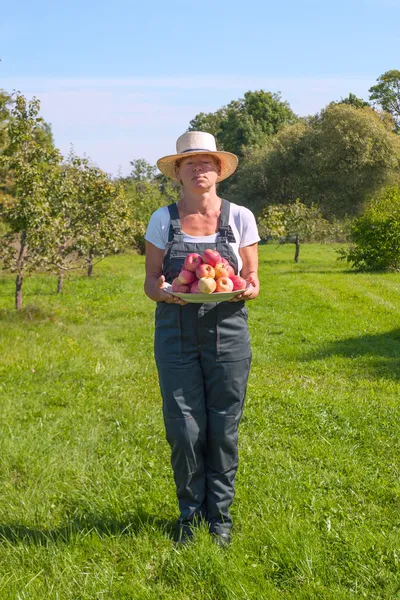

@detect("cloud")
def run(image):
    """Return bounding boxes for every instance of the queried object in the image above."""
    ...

[1,75,375,174]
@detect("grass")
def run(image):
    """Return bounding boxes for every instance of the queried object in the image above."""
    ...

[0,243,399,599]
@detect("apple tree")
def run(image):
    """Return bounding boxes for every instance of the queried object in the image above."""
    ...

[0,94,61,309]
[60,154,134,277]
[258,200,330,262]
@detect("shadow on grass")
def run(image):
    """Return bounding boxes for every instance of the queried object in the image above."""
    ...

[0,509,176,546]
[303,328,400,380]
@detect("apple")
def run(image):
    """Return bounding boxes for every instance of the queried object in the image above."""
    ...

[215,276,234,292]
[178,269,196,285]
[198,277,217,294]
[230,275,247,291]
[214,262,230,279]
[201,249,221,267]
[171,278,190,293]
[225,264,235,277]
[190,280,201,294]
[196,263,215,279]
[183,253,203,272]
[219,257,235,277]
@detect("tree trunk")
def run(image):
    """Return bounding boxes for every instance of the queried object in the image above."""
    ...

[57,269,64,293]
[294,235,300,263]
[15,271,23,310]
[15,230,27,310]
[87,249,93,277]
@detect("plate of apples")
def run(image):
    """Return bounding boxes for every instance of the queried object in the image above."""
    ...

[165,249,247,303]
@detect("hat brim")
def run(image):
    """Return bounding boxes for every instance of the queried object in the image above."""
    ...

[157,150,238,183]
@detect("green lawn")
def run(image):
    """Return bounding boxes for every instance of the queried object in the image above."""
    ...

[0,244,399,599]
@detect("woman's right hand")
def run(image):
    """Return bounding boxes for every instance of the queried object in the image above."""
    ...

[155,275,187,305]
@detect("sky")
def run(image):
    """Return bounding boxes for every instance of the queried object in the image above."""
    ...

[1,0,399,175]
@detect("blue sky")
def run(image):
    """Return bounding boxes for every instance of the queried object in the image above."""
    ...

[1,0,399,174]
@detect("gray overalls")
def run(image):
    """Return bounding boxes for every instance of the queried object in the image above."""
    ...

[154,199,251,535]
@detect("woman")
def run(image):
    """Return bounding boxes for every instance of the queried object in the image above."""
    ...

[144,131,260,546]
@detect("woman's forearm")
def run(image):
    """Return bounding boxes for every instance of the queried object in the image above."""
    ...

[144,273,163,302]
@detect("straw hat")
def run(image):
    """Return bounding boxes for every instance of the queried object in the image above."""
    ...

[157,131,238,182]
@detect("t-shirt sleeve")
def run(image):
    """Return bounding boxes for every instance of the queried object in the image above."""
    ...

[239,206,261,248]
[145,207,170,250]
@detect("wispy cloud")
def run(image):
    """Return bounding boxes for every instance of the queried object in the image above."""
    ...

[1,75,375,174]
[2,74,373,92]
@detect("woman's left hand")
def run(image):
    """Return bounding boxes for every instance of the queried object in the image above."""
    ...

[229,274,260,302]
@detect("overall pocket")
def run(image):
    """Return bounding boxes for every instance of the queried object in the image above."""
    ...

[154,303,182,363]
[215,302,251,362]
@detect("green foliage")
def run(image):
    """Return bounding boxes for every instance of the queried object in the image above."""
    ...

[0,94,138,307]
[0,95,61,270]
[58,154,135,275]
[122,160,180,254]
[258,200,332,260]
[189,89,297,157]
[233,104,400,218]
[369,69,400,131]
[336,92,370,108]
[188,108,226,138]
[128,158,157,182]
[278,200,331,242]
[0,89,13,151]
[340,186,400,271]
[257,204,286,239]
[231,121,309,213]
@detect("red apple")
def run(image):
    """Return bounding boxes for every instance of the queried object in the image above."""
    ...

[226,264,235,277]
[219,257,235,277]
[201,249,221,267]
[178,269,196,285]
[196,263,215,279]
[190,280,201,294]
[198,277,217,294]
[214,262,230,279]
[215,276,234,292]
[171,278,190,293]
[230,275,247,291]
[183,253,203,272]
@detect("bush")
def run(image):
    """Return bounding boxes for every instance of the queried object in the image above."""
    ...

[340,187,400,271]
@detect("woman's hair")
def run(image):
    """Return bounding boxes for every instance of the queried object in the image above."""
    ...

[175,154,221,171]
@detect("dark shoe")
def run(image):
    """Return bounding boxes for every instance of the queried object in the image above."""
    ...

[212,532,231,547]
[176,522,194,545]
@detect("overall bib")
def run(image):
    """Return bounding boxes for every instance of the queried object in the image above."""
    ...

[154,199,251,534]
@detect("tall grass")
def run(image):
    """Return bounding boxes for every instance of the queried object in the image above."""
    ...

[0,244,399,599]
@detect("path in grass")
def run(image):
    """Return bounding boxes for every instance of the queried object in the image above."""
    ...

[0,244,399,599]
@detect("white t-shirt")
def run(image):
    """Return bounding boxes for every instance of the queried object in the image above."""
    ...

[145,201,260,272]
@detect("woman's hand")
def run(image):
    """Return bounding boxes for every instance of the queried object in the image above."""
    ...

[154,275,188,306]
[145,242,187,305]
[229,274,260,302]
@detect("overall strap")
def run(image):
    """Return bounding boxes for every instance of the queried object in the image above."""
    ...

[167,203,184,242]
[218,199,236,243]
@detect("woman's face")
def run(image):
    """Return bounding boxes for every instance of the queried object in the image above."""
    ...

[175,154,221,190]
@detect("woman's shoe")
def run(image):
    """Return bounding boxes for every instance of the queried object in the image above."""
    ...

[176,522,194,545]
[212,532,231,547]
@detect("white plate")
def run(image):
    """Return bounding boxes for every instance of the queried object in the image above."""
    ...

[164,284,246,304]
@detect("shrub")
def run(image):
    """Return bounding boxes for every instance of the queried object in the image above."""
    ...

[340,187,400,271]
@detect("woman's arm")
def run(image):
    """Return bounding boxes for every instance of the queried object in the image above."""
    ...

[231,243,260,302]
[144,241,186,305]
